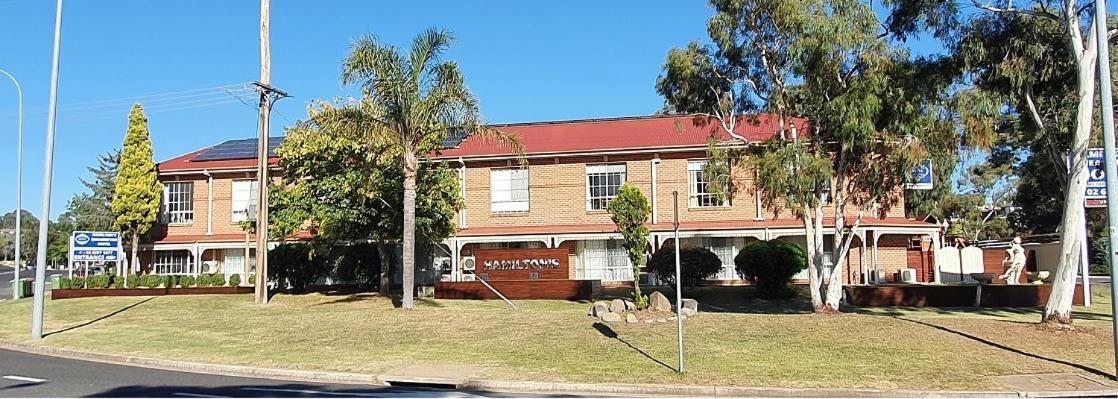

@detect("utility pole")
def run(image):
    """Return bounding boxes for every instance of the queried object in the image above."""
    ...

[32,0,64,340]
[672,191,684,374]
[253,0,287,304]
[1092,0,1118,379]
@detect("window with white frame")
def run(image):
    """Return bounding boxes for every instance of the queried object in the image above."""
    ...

[490,168,529,213]
[688,160,727,207]
[586,164,626,211]
[578,239,632,281]
[153,250,193,275]
[231,180,259,223]
[686,237,740,280]
[162,182,194,224]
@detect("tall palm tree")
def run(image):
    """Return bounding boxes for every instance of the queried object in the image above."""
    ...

[334,28,522,309]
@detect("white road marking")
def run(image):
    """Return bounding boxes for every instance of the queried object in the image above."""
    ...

[171,393,227,398]
[240,387,483,398]
[2,375,46,383]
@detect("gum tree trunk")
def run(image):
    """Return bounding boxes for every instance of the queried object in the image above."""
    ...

[401,151,418,310]
[376,238,391,296]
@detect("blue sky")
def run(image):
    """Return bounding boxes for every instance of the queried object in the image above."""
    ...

[1,1,1098,220]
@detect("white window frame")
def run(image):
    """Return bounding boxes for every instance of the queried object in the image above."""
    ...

[490,168,530,213]
[578,239,632,281]
[687,236,741,280]
[231,179,259,223]
[586,164,626,211]
[688,160,728,208]
[162,182,194,225]
[153,250,193,275]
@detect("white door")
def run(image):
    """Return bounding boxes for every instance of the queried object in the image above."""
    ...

[224,251,245,282]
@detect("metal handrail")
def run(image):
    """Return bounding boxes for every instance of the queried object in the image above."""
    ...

[465,270,517,311]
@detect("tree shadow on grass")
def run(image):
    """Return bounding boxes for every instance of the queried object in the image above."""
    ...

[891,316,1114,380]
[592,322,675,373]
[44,297,155,338]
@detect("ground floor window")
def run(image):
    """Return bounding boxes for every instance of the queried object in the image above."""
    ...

[578,239,631,281]
[685,237,741,280]
[153,250,193,275]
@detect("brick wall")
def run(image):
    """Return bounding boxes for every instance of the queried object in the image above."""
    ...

[157,171,270,237]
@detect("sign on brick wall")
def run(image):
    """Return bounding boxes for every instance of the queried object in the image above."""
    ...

[473,248,569,280]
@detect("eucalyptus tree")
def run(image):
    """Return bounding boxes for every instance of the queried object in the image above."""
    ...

[884,0,1108,325]
[320,28,521,309]
[658,0,957,312]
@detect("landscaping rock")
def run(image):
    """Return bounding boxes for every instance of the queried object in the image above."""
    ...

[600,312,623,323]
[609,298,626,313]
[589,303,609,317]
[625,313,638,323]
[623,299,636,311]
[648,291,672,312]
[681,298,699,313]
[655,318,667,323]
[681,308,697,317]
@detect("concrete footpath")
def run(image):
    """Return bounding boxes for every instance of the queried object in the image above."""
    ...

[1,341,1115,398]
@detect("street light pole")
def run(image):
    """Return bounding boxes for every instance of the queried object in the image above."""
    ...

[672,191,684,374]
[1091,0,1118,379]
[32,0,65,340]
[0,68,23,300]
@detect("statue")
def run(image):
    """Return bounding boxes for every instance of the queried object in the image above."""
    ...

[998,237,1026,285]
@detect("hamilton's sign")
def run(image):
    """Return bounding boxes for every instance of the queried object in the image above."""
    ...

[473,248,570,280]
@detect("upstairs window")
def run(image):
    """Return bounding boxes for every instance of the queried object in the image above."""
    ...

[162,182,194,225]
[586,164,626,211]
[231,180,259,223]
[490,168,529,213]
[688,160,728,207]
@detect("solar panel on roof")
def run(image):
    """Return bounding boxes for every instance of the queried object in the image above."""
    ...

[441,129,470,149]
[192,137,284,161]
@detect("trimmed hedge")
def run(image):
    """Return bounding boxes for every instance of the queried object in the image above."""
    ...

[646,243,724,286]
[228,274,241,287]
[179,275,196,288]
[735,239,807,299]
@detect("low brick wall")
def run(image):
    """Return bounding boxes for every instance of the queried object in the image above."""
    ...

[435,280,600,300]
[51,286,254,300]
[844,284,1085,307]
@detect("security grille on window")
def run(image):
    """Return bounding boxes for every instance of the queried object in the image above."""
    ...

[162,182,194,224]
[153,250,193,275]
[490,168,529,213]
[231,180,259,223]
[578,239,632,281]
[688,160,727,207]
[586,164,626,211]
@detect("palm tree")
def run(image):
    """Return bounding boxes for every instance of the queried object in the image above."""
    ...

[330,28,522,309]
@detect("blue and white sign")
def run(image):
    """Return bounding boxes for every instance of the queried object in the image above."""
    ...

[70,231,123,262]
[1085,148,1107,199]
[905,159,934,190]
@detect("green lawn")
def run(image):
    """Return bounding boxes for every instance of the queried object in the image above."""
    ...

[0,287,1113,391]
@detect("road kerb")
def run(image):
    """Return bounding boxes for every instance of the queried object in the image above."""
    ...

[2,341,1116,397]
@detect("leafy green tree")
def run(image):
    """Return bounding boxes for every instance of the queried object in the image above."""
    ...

[112,104,161,280]
[646,244,723,287]
[315,28,521,309]
[272,118,464,296]
[735,240,807,298]
[68,149,120,231]
[1,210,37,264]
[933,151,1017,241]
[658,0,954,312]
[607,183,651,308]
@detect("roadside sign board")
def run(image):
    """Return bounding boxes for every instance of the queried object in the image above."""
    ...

[904,159,933,190]
[1085,148,1107,208]
[70,231,123,262]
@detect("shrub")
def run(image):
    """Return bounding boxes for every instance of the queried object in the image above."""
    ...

[111,275,125,289]
[140,274,162,289]
[228,273,241,287]
[269,243,327,293]
[195,274,211,287]
[211,274,226,287]
[71,276,86,289]
[735,240,807,299]
[646,243,724,287]
[248,273,255,286]
[163,275,176,288]
[179,275,196,288]
[331,243,381,291]
[126,274,141,289]
[87,274,111,289]
[58,277,72,290]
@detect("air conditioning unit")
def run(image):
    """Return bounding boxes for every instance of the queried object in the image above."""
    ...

[899,268,917,283]
[460,273,476,282]
[460,256,476,271]
[202,261,219,274]
[439,274,453,282]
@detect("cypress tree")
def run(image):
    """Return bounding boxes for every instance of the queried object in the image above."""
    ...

[112,104,161,278]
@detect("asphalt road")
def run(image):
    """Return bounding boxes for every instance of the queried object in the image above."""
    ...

[0,268,66,299]
[0,349,563,398]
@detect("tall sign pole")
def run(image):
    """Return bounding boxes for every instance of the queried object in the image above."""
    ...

[672,191,684,374]
[32,0,64,340]
[1092,0,1118,378]
[0,69,23,300]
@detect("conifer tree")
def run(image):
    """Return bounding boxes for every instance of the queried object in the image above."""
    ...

[112,104,161,279]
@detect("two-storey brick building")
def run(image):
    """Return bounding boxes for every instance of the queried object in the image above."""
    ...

[146,114,943,288]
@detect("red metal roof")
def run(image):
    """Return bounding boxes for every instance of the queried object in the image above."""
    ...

[437,114,807,159]
[158,149,280,173]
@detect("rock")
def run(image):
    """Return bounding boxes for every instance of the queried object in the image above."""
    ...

[623,299,636,311]
[609,298,627,313]
[648,291,672,312]
[600,312,623,323]
[589,303,609,317]
[625,313,638,323]
[681,298,699,313]
[655,318,667,323]
[681,308,697,317]
[643,319,654,324]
